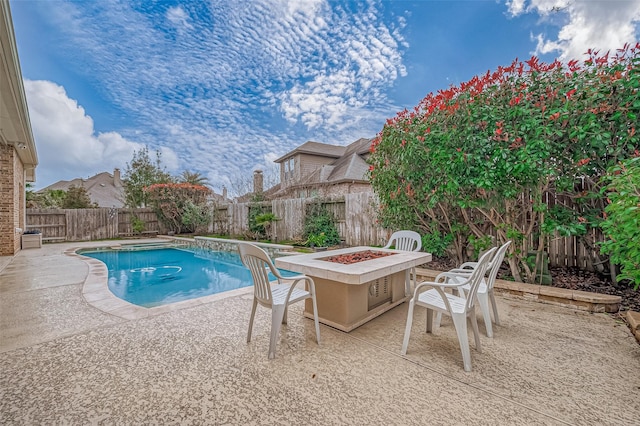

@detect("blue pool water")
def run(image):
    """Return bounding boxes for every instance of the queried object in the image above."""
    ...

[82,247,294,308]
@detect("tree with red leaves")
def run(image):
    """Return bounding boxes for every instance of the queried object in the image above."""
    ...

[368,44,640,283]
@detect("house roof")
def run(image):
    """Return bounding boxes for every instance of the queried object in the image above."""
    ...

[323,137,371,183]
[283,137,373,189]
[274,141,346,163]
[39,170,125,208]
[1,1,38,181]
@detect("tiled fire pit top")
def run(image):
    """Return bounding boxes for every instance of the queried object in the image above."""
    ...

[275,246,432,285]
[322,250,396,265]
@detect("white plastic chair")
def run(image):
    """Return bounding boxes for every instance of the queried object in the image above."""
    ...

[446,241,512,337]
[238,242,321,359]
[401,247,496,372]
[383,230,422,295]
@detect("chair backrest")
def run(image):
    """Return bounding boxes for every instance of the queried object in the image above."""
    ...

[464,247,496,312]
[485,241,511,290]
[383,230,422,252]
[238,242,279,305]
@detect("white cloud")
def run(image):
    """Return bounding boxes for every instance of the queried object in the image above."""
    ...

[274,2,407,130]
[166,6,193,31]
[506,0,528,15]
[26,0,407,192]
[24,80,178,187]
[507,0,640,61]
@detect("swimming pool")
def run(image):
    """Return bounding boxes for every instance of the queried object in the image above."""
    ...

[81,247,293,308]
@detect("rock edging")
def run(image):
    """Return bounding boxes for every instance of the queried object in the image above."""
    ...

[626,311,640,343]
[414,267,621,314]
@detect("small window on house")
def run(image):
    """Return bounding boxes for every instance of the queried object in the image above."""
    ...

[288,158,295,180]
[284,157,295,182]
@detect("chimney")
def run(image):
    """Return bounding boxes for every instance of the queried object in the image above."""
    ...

[222,186,228,200]
[113,168,122,186]
[253,170,264,194]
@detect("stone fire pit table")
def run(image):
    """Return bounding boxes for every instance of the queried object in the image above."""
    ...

[275,246,432,332]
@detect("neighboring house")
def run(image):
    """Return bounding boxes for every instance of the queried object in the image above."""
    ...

[38,168,125,208]
[270,138,373,199]
[0,1,38,256]
[40,169,230,208]
[209,187,231,205]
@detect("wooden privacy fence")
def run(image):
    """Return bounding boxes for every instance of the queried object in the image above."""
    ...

[546,229,605,270]
[214,192,606,270]
[210,193,390,247]
[27,193,605,270]
[117,209,165,237]
[26,208,165,242]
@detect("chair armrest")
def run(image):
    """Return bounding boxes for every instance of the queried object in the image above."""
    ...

[447,268,473,275]
[278,275,311,289]
[458,262,478,270]
[281,275,315,303]
[435,271,472,285]
[412,280,459,312]
[280,274,308,282]
[414,278,469,294]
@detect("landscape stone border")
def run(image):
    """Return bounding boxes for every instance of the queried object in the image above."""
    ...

[415,267,621,314]
[627,311,640,343]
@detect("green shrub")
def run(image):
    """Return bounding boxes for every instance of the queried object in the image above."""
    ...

[306,232,327,248]
[421,230,452,257]
[303,202,341,246]
[182,201,211,233]
[600,156,640,289]
[144,183,211,233]
[248,204,271,239]
[131,216,145,234]
[254,212,279,242]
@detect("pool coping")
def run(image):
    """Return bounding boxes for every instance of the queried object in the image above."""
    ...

[67,245,254,320]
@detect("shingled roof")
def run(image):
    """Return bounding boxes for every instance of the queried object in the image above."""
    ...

[295,137,372,186]
[39,169,125,207]
[274,141,346,163]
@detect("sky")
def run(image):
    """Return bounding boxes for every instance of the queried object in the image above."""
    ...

[10,0,640,193]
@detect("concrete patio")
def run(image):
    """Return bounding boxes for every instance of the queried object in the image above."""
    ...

[1,241,639,425]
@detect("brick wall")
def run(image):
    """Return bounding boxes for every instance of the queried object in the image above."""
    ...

[14,150,25,253]
[0,144,24,256]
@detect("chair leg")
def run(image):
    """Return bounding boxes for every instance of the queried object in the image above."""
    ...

[489,290,501,325]
[477,292,493,338]
[247,298,258,343]
[401,300,416,355]
[469,310,482,353]
[426,308,434,333]
[268,305,286,359]
[451,314,472,372]
[282,306,288,324]
[404,269,411,296]
[311,295,321,345]
[433,312,442,330]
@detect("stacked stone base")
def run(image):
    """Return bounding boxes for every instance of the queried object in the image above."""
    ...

[626,311,640,343]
